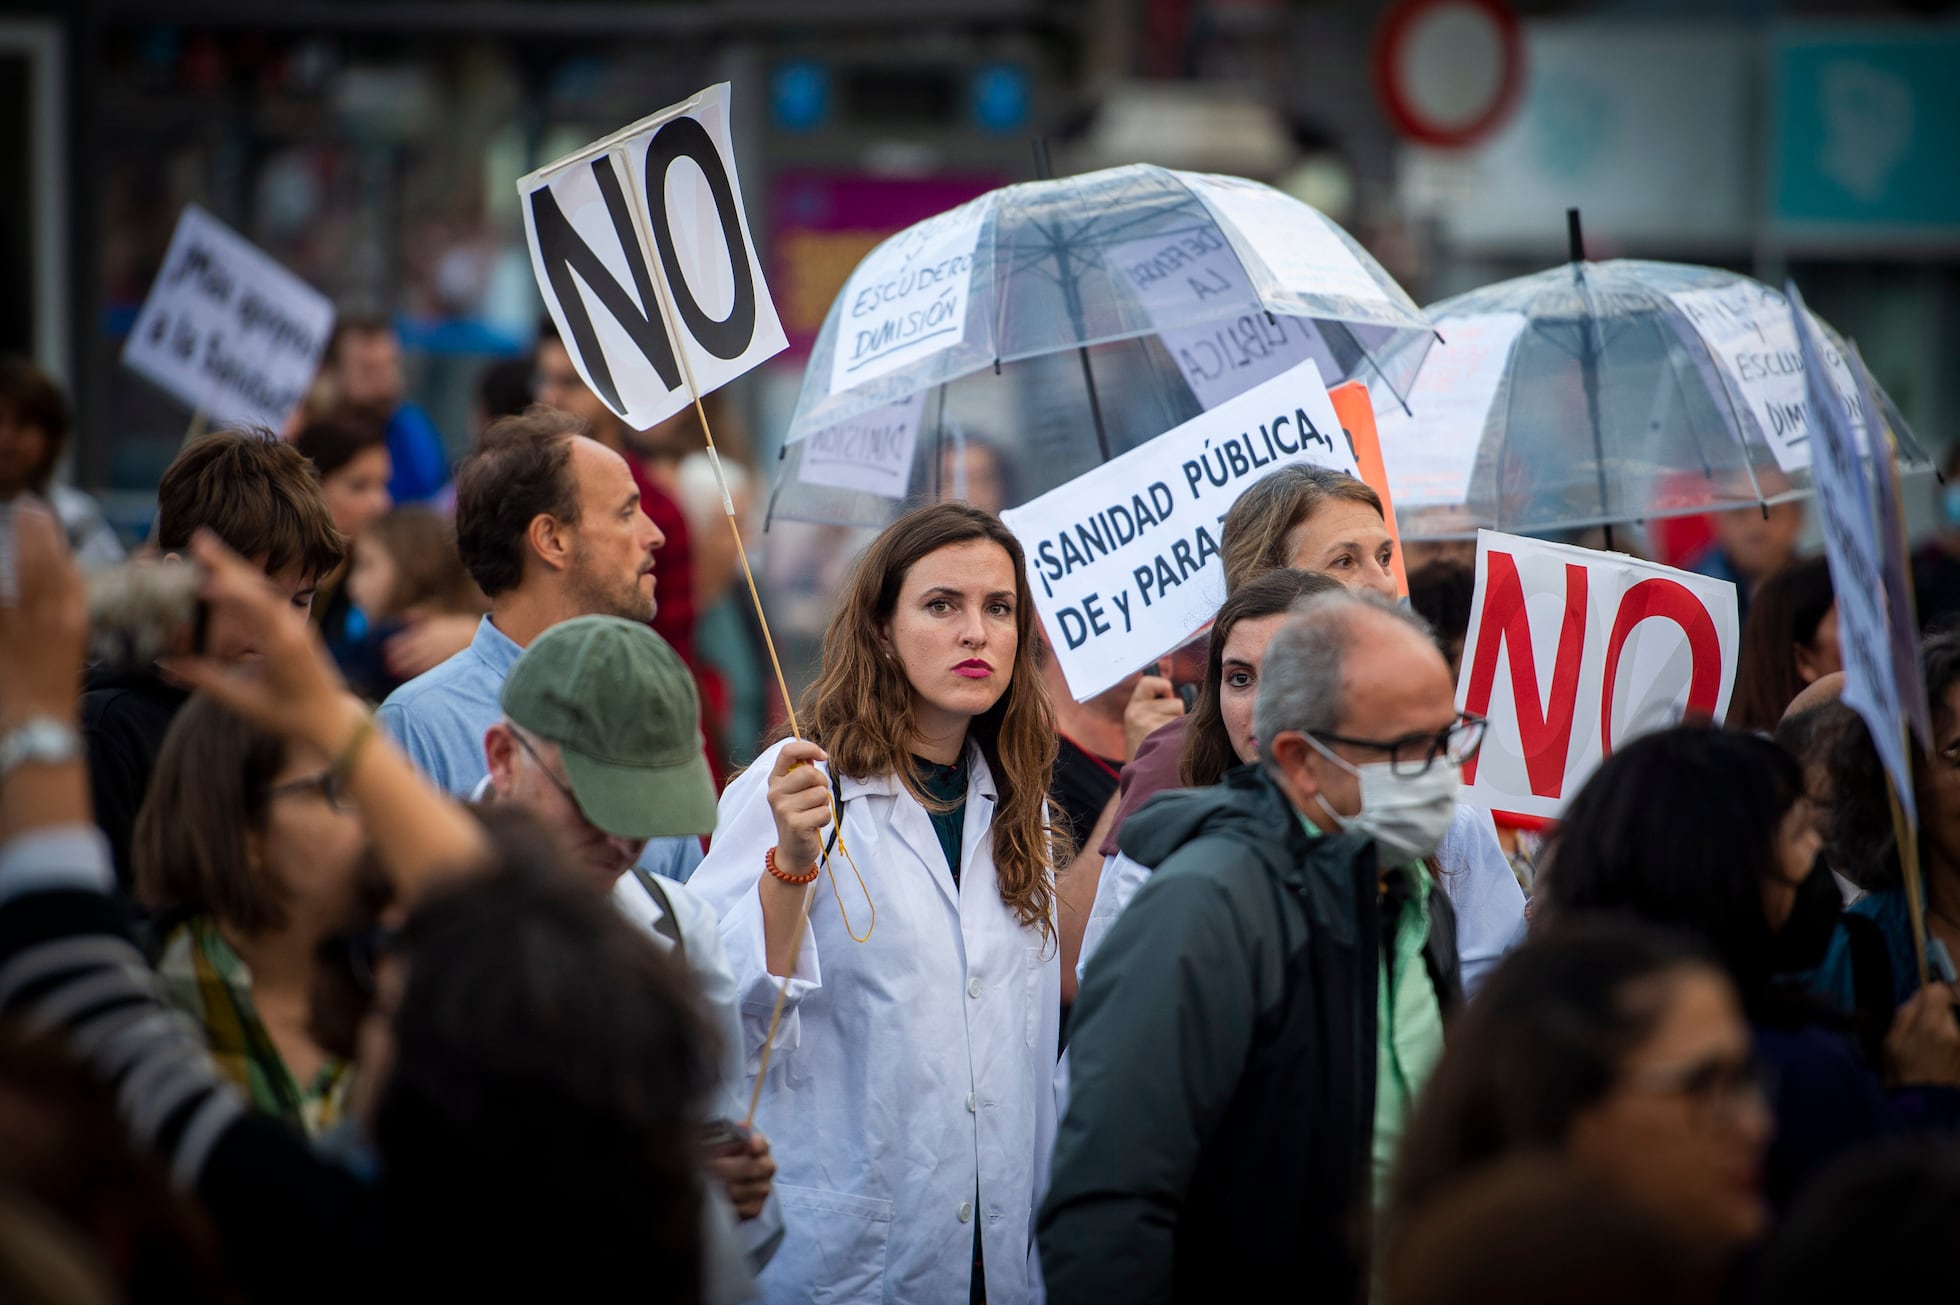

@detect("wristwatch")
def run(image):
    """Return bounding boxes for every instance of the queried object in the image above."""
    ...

[0,717,82,783]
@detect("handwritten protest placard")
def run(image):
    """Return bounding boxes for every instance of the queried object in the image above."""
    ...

[121,205,334,430]
[1791,283,1922,823]
[826,200,986,395]
[518,83,787,432]
[1457,531,1739,821]
[795,392,926,499]
[1372,312,1526,509]
[1001,358,1358,699]
[1105,226,1339,412]
[1667,281,1863,474]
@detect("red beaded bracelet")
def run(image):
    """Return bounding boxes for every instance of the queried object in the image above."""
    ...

[766,846,820,885]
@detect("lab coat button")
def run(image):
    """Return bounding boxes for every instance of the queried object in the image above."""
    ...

[967,977,983,998]
[966,1092,978,1112]
[958,1202,974,1223]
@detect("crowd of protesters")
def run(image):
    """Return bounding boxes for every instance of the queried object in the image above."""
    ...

[3,330,1960,1305]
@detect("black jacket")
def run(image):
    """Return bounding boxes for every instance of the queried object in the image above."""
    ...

[80,663,189,889]
[1039,765,1459,1304]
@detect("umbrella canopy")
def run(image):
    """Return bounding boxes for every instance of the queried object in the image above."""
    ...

[769,163,1430,527]
[1370,260,1929,539]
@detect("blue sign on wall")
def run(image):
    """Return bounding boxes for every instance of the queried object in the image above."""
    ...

[773,61,830,134]
[1775,30,1960,234]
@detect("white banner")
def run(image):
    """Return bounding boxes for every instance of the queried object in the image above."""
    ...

[795,393,926,499]
[1456,531,1739,820]
[121,205,334,430]
[1106,227,1336,411]
[827,200,986,395]
[1792,285,1921,823]
[518,83,787,433]
[1001,358,1357,699]
[1373,311,1526,508]
[1667,281,1863,474]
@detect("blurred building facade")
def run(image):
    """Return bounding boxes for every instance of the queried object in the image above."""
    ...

[0,0,1953,549]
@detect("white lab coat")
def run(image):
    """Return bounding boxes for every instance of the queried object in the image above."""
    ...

[690,737,1060,1305]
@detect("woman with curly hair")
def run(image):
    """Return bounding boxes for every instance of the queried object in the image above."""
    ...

[689,501,1064,1304]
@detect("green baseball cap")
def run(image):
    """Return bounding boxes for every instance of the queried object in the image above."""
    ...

[500,616,718,841]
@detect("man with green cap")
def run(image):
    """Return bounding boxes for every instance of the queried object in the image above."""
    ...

[480,615,780,1280]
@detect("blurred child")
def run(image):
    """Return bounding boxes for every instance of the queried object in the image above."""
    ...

[332,507,486,701]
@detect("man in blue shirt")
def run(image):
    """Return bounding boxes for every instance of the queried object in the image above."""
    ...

[377,405,700,878]
[324,315,451,505]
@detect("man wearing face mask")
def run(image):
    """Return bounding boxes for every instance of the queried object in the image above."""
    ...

[1040,590,1474,1305]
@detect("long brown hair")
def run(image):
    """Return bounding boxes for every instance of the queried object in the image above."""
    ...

[1180,569,1340,787]
[788,502,1060,939]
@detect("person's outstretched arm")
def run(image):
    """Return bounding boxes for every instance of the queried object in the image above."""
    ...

[161,528,488,905]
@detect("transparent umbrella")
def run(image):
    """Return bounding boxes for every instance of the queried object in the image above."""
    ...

[768,163,1430,527]
[1370,256,1929,539]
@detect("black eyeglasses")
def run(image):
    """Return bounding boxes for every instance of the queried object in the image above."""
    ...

[1618,1050,1776,1131]
[1307,713,1486,777]
[511,729,586,815]
[266,770,356,812]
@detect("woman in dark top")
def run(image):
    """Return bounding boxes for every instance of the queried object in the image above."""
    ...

[1539,725,1960,1210]
[0,507,717,1303]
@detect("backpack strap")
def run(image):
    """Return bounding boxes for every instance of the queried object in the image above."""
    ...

[629,865,685,960]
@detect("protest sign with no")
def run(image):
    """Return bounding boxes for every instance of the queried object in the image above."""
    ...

[121,205,334,431]
[1000,358,1358,699]
[519,83,788,433]
[1456,531,1739,821]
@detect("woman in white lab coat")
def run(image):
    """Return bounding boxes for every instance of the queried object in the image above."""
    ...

[690,502,1063,1305]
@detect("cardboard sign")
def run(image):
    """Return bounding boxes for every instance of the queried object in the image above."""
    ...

[121,205,334,430]
[1372,311,1526,508]
[1001,358,1358,699]
[1667,281,1863,474]
[826,199,986,395]
[1456,531,1740,820]
[1328,381,1410,597]
[1791,284,1923,822]
[518,83,788,432]
[795,392,926,499]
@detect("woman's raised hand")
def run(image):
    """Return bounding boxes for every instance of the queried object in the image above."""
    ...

[1884,981,1960,1088]
[766,739,832,874]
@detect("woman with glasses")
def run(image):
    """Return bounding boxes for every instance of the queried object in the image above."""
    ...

[1076,568,1520,995]
[134,694,386,1137]
[1537,724,1960,1212]
[1389,921,1774,1280]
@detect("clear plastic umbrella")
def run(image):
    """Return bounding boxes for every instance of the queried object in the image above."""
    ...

[768,163,1431,527]
[1370,257,1929,539]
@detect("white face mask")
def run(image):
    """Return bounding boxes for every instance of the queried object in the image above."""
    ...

[1301,734,1460,866]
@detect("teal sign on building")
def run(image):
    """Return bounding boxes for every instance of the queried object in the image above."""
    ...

[1774,30,1960,235]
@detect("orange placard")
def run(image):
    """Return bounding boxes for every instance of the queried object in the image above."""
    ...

[1328,380,1409,597]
